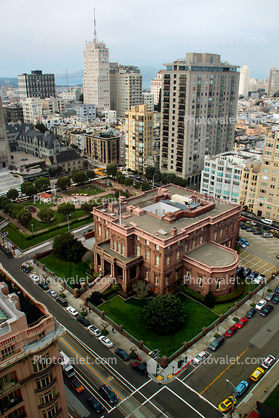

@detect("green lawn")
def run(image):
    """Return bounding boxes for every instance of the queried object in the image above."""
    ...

[99,294,218,357]
[65,185,104,196]
[25,208,88,233]
[264,383,279,411]
[3,216,92,251]
[40,253,89,288]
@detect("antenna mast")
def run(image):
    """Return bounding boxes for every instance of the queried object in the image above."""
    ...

[94,8,97,42]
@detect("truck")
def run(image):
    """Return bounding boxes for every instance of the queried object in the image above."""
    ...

[59,350,75,378]
[131,361,147,376]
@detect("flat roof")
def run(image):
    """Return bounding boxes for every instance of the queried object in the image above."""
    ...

[186,242,237,267]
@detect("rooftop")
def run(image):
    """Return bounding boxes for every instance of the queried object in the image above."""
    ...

[186,242,237,267]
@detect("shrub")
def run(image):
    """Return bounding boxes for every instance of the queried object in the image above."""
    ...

[250,302,256,307]
[101,329,109,336]
[233,317,239,322]
[214,333,220,338]
[80,312,87,317]
[59,293,66,298]
[87,291,102,306]
[204,291,215,308]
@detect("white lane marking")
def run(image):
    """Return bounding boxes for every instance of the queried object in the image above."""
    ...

[174,377,220,411]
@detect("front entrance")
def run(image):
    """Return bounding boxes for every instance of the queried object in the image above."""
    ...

[104,261,111,275]
[257,210,262,217]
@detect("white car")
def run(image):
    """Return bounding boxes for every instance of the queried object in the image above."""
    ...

[193,351,207,365]
[88,325,101,337]
[99,336,113,348]
[255,299,267,310]
[66,306,79,317]
[47,289,58,298]
[261,355,276,369]
[30,274,40,283]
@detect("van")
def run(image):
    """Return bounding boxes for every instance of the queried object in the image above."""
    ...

[57,297,68,307]
[262,218,273,225]
[208,335,225,351]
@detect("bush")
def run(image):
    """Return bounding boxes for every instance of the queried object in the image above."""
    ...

[80,312,87,317]
[130,351,137,359]
[87,291,103,306]
[214,333,220,338]
[233,317,239,322]
[101,287,119,301]
[204,291,215,308]
[59,293,66,298]
[250,302,256,307]
[102,329,109,336]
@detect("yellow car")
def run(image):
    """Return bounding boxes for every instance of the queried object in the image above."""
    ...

[250,367,265,382]
[218,396,237,412]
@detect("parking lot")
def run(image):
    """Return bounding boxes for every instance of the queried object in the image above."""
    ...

[238,228,279,277]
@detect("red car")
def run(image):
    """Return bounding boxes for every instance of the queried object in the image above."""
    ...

[240,216,246,222]
[235,317,248,329]
[224,325,238,338]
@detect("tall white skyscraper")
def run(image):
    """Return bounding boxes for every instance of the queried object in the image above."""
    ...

[239,64,250,97]
[83,11,110,111]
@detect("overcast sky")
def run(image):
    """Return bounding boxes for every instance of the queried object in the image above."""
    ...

[1,0,278,80]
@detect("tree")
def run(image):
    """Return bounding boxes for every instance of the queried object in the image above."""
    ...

[0,196,9,210]
[21,181,34,194]
[35,177,50,192]
[132,281,150,299]
[88,291,103,306]
[86,170,95,179]
[114,190,128,198]
[124,177,133,187]
[72,170,88,184]
[53,231,85,261]
[154,169,161,183]
[145,166,155,180]
[57,202,75,216]
[17,208,32,227]
[25,185,38,197]
[106,164,117,177]
[6,188,19,200]
[141,182,151,192]
[35,122,48,133]
[116,173,125,184]
[142,294,186,334]
[134,181,140,190]
[204,291,215,309]
[38,208,54,222]
[81,202,95,212]
[56,177,71,190]
[6,203,20,219]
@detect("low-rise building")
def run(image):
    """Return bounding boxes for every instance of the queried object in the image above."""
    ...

[3,104,24,124]
[93,184,240,296]
[41,97,66,115]
[45,149,83,173]
[85,130,120,164]
[22,98,42,124]
[74,104,96,121]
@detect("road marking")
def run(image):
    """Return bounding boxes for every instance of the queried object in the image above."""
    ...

[199,347,249,395]
[177,378,219,411]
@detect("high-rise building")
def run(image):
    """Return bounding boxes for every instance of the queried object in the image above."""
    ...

[22,98,42,124]
[249,78,258,92]
[125,104,153,172]
[150,70,162,105]
[109,63,142,117]
[160,53,239,185]
[0,98,11,168]
[0,264,68,418]
[142,92,154,112]
[18,70,55,100]
[239,65,250,97]
[267,67,279,96]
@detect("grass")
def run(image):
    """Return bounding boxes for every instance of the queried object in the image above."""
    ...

[3,217,92,251]
[264,383,279,411]
[24,208,88,232]
[40,253,88,288]
[65,185,103,196]
[99,294,218,357]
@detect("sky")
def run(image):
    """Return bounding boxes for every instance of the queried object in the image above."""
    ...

[1,0,279,81]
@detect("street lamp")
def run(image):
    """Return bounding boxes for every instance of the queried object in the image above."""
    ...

[31,224,34,234]
[226,379,237,417]
[67,214,71,230]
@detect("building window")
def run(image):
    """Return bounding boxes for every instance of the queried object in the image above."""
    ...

[117,242,121,253]
[185,243,188,252]
[32,353,50,373]
[214,231,217,240]
[193,239,196,248]
[146,240,149,245]
[146,270,149,279]
[177,251,180,260]
[39,388,55,406]
[155,255,159,266]
[167,256,170,266]
[216,279,221,290]
[136,246,140,256]
[36,373,53,390]
[136,235,140,241]
[197,277,203,287]
[175,270,179,280]
[145,250,150,261]
[98,226,101,235]
[42,403,59,418]
[155,244,159,250]
[166,275,170,286]
[1,345,15,360]
[113,240,116,250]
[200,236,203,244]
[105,230,108,239]
[121,245,124,255]
[155,275,159,285]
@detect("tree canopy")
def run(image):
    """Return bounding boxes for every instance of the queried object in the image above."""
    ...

[53,231,85,261]
[34,177,50,192]
[57,202,75,216]
[6,188,19,200]
[21,181,34,194]
[72,170,88,184]
[124,177,133,187]
[142,294,186,334]
[141,182,151,192]
[106,164,118,177]
[17,208,32,227]
[86,170,95,179]
[56,177,71,190]
[35,122,48,133]
[38,208,54,222]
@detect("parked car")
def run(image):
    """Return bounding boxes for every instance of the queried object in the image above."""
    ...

[235,317,248,329]
[246,228,257,233]
[115,348,130,361]
[193,351,207,364]
[131,361,147,375]
[234,380,249,397]
[238,242,247,249]
[250,367,265,382]
[262,233,273,238]
[240,224,248,230]
[99,336,113,348]
[260,305,273,317]
[38,282,49,290]
[252,275,265,285]
[70,378,84,393]
[274,284,279,293]
[76,316,90,327]
[88,325,101,337]
[253,230,263,235]
[99,385,118,404]
[239,238,250,246]
[208,335,225,351]
[255,299,267,310]
[246,308,257,319]
[224,325,238,338]
[240,216,246,222]
[66,306,79,316]
[218,396,238,413]
[86,396,104,413]
[47,289,58,298]
[243,268,252,278]
[262,355,276,369]
[30,274,40,283]
[236,266,244,277]
[247,271,259,281]
[265,291,275,301]
[271,294,279,304]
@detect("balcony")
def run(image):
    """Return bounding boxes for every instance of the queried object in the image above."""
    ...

[0,396,23,414]
[38,393,60,410]
[34,377,57,393]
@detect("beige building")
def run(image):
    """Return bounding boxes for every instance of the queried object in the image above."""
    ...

[239,65,250,97]
[22,98,42,124]
[41,97,66,115]
[83,40,110,111]
[160,53,239,185]
[85,131,120,164]
[0,264,68,418]
[142,92,154,112]
[125,104,154,172]
[150,70,162,105]
[109,63,142,118]
[239,162,261,213]
[255,131,279,220]
[268,67,279,96]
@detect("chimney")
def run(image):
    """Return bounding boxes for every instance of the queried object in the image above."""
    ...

[171,227,177,237]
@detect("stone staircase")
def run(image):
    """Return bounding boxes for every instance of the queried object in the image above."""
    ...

[79,274,112,301]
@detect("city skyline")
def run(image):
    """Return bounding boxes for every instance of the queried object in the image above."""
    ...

[1,0,278,81]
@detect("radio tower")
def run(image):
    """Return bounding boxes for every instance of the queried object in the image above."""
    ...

[94,8,98,42]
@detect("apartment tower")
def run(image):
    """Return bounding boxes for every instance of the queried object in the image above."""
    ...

[267,67,279,96]
[17,70,55,100]
[125,104,153,172]
[160,53,239,185]
[239,64,250,97]
[150,70,162,105]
